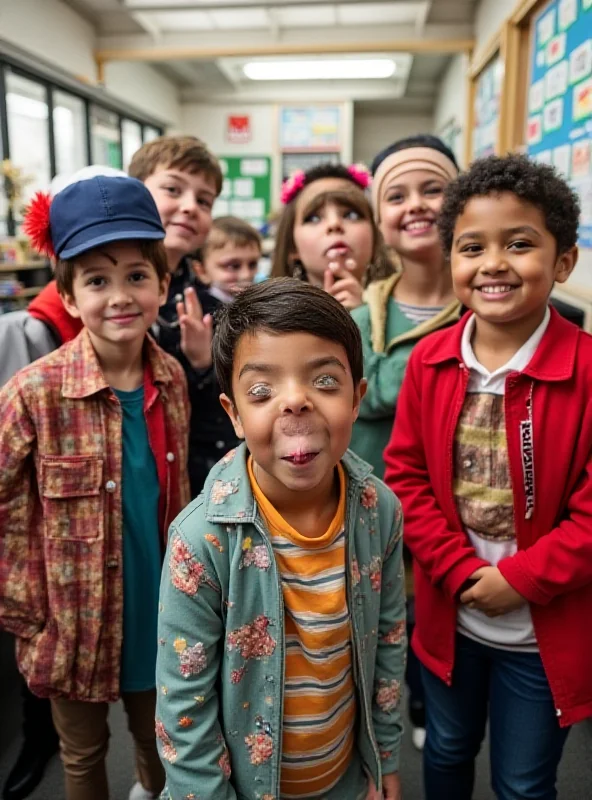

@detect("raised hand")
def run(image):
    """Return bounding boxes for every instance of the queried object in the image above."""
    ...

[176,287,213,370]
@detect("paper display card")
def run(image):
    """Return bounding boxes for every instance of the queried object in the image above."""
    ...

[527,115,543,145]
[570,40,592,84]
[213,199,230,216]
[529,78,545,112]
[233,178,254,198]
[537,8,556,46]
[573,76,592,121]
[558,0,578,30]
[221,179,232,199]
[545,59,569,100]
[572,140,591,178]
[547,33,567,66]
[544,98,564,132]
[240,159,268,177]
[534,149,553,164]
[553,143,571,177]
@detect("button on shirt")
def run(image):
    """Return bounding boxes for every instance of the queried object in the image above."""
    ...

[455,307,550,651]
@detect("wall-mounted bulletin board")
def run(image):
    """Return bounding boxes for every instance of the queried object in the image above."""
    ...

[520,0,592,248]
[214,156,272,231]
[467,25,511,163]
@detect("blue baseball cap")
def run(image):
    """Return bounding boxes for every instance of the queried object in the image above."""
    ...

[50,175,165,260]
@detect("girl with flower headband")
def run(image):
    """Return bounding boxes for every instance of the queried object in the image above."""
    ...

[350,134,463,754]
[271,163,393,310]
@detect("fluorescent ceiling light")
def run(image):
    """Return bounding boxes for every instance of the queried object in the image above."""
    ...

[243,59,396,81]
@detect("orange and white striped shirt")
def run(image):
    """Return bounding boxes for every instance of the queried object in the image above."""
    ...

[248,459,356,799]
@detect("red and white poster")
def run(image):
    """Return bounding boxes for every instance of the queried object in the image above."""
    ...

[227,115,251,144]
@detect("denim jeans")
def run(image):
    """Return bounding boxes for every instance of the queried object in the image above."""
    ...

[421,634,570,800]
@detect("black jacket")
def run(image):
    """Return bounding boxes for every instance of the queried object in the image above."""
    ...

[153,260,239,498]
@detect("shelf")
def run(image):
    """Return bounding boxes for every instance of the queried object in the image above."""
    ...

[0,286,45,300]
[0,263,50,273]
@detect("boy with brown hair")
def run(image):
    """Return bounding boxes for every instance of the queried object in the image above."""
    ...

[0,174,190,800]
[193,215,262,302]
[156,279,405,800]
[129,136,227,495]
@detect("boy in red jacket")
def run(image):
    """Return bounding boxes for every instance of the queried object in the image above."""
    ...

[384,154,592,800]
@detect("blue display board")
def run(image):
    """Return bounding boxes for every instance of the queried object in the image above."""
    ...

[526,0,592,248]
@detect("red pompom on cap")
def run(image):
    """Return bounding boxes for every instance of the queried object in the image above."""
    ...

[22,192,54,258]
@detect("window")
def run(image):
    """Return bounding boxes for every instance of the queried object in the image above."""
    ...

[53,90,87,176]
[143,125,160,143]
[122,118,142,170]
[5,69,50,216]
[90,104,122,168]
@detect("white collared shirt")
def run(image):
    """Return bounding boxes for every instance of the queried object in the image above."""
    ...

[456,307,550,651]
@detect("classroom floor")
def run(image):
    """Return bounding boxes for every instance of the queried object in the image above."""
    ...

[1,632,591,800]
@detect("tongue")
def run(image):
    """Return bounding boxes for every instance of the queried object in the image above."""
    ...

[288,453,316,465]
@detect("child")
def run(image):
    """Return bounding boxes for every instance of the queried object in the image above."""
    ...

[350,135,462,751]
[193,215,262,303]
[186,216,262,493]
[271,163,393,310]
[350,135,461,479]
[129,135,224,495]
[0,175,190,800]
[384,154,592,799]
[0,166,123,800]
[155,279,406,800]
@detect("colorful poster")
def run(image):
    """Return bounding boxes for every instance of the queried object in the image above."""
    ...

[527,0,592,247]
[472,54,504,159]
[280,107,341,150]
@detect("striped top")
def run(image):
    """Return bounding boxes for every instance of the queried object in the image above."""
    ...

[248,459,356,799]
[395,300,445,325]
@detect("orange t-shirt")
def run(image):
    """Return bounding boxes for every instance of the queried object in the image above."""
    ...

[248,458,356,798]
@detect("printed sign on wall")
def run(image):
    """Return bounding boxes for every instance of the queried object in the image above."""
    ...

[226,115,251,144]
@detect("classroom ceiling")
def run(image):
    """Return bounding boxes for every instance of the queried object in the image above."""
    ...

[64,0,477,112]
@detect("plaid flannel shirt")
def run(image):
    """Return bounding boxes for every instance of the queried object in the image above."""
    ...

[0,329,190,702]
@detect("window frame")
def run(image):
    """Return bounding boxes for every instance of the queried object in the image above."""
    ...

[0,55,164,235]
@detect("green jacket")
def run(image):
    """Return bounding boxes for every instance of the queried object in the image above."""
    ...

[350,273,462,478]
[156,443,406,800]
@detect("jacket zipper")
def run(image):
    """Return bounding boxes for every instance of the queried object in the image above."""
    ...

[345,483,381,790]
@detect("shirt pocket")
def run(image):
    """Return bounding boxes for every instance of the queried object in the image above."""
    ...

[39,456,105,541]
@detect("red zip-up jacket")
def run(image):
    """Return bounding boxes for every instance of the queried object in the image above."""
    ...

[384,307,592,727]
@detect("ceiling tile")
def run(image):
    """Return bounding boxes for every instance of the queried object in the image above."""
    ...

[338,1,426,26]
[208,8,270,29]
[147,10,215,30]
[274,5,336,27]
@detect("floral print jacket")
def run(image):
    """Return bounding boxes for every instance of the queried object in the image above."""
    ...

[156,444,406,800]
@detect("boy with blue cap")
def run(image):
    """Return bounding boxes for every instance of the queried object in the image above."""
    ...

[0,174,190,800]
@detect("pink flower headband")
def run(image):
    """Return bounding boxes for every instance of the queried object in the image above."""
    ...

[280,163,372,205]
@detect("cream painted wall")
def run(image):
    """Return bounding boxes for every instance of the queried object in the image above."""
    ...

[0,0,96,80]
[433,54,469,167]
[0,0,181,126]
[103,62,181,129]
[353,110,434,167]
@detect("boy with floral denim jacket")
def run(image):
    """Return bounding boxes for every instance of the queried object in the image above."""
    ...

[156,279,406,800]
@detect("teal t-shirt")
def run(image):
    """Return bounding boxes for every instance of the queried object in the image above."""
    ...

[114,385,161,693]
